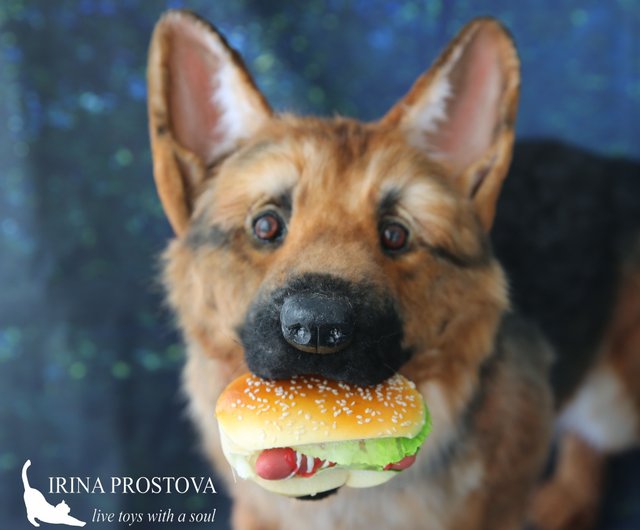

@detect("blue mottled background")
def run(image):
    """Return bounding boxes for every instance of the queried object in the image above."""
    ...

[0,1,639,529]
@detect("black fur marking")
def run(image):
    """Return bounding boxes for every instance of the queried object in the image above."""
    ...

[296,488,339,501]
[425,242,491,269]
[275,190,293,216]
[185,216,232,249]
[378,188,401,217]
[239,273,411,386]
[493,140,640,403]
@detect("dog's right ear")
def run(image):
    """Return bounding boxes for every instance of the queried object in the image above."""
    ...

[147,10,272,235]
[381,18,519,232]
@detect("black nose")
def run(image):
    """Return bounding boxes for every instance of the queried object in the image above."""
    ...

[280,293,354,354]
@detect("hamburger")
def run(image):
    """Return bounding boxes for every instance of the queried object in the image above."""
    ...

[215,373,431,497]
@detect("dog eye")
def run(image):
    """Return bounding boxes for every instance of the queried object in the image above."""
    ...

[253,211,285,242]
[380,221,409,253]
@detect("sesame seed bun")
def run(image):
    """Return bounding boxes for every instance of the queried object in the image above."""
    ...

[215,373,426,451]
[215,373,427,496]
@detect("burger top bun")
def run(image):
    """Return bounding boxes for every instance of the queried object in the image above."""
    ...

[215,373,426,452]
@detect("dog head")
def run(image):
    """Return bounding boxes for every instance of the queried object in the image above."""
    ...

[148,11,517,387]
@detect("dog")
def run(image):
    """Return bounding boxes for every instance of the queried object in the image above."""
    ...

[146,10,640,530]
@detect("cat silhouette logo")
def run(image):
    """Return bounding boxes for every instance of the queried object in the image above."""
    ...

[22,460,86,527]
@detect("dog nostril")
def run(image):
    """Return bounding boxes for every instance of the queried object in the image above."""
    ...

[280,294,354,354]
[288,324,312,346]
[327,328,343,346]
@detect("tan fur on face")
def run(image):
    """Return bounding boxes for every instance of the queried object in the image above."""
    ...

[165,115,508,373]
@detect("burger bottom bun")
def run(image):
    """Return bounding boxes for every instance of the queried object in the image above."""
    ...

[252,467,397,497]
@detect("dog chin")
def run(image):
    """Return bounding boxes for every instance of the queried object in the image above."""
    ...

[296,487,340,501]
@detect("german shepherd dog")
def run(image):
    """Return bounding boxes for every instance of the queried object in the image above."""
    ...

[147,10,640,530]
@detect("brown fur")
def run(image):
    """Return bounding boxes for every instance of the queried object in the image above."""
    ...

[531,433,605,530]
[607,254,640,407]
[147,10,637,530]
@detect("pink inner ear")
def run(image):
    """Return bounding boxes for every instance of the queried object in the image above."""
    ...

[168,23,224,164]
[433,29,503,174]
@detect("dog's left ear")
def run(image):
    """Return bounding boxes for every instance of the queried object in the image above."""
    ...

[381,18,519,231]
[147,10,272,235]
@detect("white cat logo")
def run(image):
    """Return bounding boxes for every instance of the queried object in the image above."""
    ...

[22,460,86,527]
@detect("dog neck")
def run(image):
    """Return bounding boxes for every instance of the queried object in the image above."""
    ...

[412,309,508,475]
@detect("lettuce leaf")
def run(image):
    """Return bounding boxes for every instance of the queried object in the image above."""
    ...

[295,406,431,470]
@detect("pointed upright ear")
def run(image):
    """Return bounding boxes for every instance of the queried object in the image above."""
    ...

[381,18,519,231]
[147,10,272,235]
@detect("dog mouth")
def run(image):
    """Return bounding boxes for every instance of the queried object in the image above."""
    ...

[238,273,411,387]
[296,487,340,501]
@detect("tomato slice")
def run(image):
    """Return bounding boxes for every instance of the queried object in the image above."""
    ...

[295,456,323,477]
[384,453,417,471]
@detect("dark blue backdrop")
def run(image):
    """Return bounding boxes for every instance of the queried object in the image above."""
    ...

[0,1,639,529]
